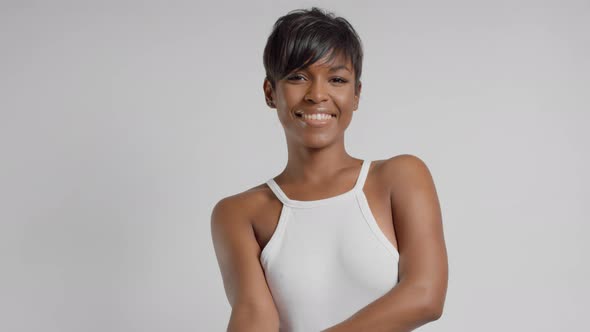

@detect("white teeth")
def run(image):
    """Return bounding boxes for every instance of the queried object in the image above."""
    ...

[302,113,332,120]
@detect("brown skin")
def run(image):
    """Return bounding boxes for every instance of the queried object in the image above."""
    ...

[211,52,448,332]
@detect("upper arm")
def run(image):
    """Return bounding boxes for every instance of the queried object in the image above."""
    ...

[210,196,279,324]
[387,154,448,316]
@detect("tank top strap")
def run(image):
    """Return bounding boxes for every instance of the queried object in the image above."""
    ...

[353,159,372,192]
[266,178,290,205]
[266,159,371,207]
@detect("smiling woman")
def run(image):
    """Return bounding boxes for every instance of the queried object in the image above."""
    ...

[262,9,362,149]
[264,52,359,148]
[211,7,448,332]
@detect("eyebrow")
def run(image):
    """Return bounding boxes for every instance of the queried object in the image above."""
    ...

[328,64,352,73]
[295,63,352,75]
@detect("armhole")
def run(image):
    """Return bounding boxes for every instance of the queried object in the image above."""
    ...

[355,191,400,261]
[260,204,290,269]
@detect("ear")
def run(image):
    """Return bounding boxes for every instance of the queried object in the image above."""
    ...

[263,78,275,108]
[353,81,362,111]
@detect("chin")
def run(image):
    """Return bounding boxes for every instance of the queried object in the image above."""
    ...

[298,135,337,149]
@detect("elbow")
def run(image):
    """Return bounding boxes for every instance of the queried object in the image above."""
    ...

[420,298,444,322]
[425,304,443,321]
[403,281,445,322]
[411,281,445,322]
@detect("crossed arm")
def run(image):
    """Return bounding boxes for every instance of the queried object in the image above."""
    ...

[321,155,448,332]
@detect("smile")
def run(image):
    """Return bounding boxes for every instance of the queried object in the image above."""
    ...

[295,112,336,128]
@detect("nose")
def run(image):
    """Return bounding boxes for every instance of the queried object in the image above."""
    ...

[304,80,329,104]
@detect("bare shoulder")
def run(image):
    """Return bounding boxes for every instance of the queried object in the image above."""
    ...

[381,154,436,191]
[210,183,276,265]
[211,183,272,223]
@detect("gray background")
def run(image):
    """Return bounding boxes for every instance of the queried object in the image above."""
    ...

[1,0,589,331]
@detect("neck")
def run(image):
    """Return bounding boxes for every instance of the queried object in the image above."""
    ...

[279,137,361,184]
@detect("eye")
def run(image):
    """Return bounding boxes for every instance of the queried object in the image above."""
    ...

[331,77,348,84]
[287,75,306,81]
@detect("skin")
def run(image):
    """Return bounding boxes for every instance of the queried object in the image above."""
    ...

[211,51,448,332]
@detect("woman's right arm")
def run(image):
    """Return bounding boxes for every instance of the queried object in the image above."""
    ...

[211,196,280,332]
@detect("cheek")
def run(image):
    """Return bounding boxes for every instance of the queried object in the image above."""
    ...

[333,93,356,110]
[280,88,305,106]
[274,89,295,111]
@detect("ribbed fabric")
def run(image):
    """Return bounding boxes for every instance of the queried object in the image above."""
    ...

[261,160,399,332]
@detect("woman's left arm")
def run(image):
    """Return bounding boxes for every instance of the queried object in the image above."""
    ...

[322,154,449,332]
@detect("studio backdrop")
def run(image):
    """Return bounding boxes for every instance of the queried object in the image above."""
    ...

[1,1,588,331]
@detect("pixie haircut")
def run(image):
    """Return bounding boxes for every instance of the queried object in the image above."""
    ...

[263,7,363,95]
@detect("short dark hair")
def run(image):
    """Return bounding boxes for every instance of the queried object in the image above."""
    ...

[263,7,363,95]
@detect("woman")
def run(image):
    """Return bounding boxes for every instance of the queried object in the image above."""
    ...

[211,7,448,332]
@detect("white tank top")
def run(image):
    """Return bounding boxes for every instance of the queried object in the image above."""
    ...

[261,159,400,332]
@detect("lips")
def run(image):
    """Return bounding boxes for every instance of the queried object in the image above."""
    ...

[294,112,336,128]
[294,109,337,117]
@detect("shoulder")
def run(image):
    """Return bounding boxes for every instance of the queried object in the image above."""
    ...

[210,182,275,228]
[381,154,436,194]
[383,153,431,170]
